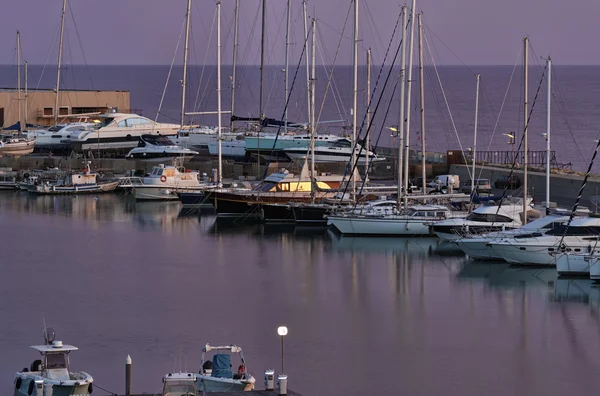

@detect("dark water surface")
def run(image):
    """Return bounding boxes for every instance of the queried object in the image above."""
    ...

[1,192,600,395]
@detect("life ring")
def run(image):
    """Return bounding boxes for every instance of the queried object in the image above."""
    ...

[15,377,22,390]
[160,175,167,182]
[27,381,34,396]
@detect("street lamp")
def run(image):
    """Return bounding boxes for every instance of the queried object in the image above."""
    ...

[277,326,288,374]
[503,132,515,162]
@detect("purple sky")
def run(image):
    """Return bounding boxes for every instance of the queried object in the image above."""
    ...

[1,0,598,66]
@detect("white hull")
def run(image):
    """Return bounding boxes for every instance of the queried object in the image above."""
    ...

[196,375,253,392]
[208,141,246,157]
[490,243,556,265]
[589,258,600,280]
[328,216,432,235]
[133,186,205,201]
[556,253,593,276]
[285,151,382,163]
[0,140,35,157]
[455,239,502,260]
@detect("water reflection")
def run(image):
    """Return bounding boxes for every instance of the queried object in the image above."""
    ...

[553,278,600,306]
[458,261,557,291]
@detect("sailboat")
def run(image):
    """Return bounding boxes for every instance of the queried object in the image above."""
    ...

[1,31,36,157]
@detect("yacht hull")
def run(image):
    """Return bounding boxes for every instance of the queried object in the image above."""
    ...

[489,243,556,265]
[328,216,432,236]
[133,186,204,201]
[455,238,503,260]
[556,253,592,277]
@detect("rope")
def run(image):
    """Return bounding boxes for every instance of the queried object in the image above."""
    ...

[155,17,186,124]
[92,383,117,396]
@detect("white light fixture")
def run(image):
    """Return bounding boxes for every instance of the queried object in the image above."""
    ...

[277,326,288,336]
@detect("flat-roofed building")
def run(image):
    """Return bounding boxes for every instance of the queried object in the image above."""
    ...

[0,88,131,128]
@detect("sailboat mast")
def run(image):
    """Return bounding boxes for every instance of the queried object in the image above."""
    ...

[217,0,223,186]
[351,0,359,199]
[17,31,21,132]
[546,56,551,215]
[310,18,317,204]
[418,13,426,196]
[365,48,371,178]
[284,0,291,135]
[523,36,529,224]
[303,1,311,128]
[230,0,240,129]
[397,5,407,208]
[24,61,28,128]
[471,74,480,195]
[181,0,191,129]
[403,0,417,209]
[259,0,266,120]
[55,0,67,125]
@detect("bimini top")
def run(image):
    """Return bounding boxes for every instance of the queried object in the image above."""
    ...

[31,341,78,354]
[203,344,242,353]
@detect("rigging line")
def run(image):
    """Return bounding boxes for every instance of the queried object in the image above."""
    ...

[67,0,97,102]
[155,17,186,123]
[313,3,353,131]
[362,0,387,55]
[550,67,586,163]
[261,19,311,178]
[338,16,404,203]
[491,64,547,223]
[190,7,217,124]
[422,22,477,77]
[237,2,262,116]
[423,27,474,181]
[558,136,600,249]
[31,23,61,108]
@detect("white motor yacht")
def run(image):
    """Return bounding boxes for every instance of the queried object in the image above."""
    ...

[455,212,570,260]
[14,329,93,396]
[196,344,255,392]
[489,216,600,267]
[283,138,384,163]
[131,164,207,201]
[431,197,531,241]
[26,123,95,152]
[169,126,241,150]
[327,204,455,236]
[63,110,180,153]
[125,134,198,161]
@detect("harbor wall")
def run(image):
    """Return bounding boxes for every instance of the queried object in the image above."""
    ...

[449,164,599,210]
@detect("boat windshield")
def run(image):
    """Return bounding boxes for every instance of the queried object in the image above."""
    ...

[47,125,63,132]
[253,182,276,192]
[330,139,351,148]
[45,353,67,369]
[545,225,600,236]
[465,213,513,222]
[142,135,173,146]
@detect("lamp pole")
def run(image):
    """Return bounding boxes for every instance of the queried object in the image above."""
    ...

[277,326,288,374]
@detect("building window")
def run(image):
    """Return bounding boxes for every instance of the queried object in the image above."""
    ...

[59,106,69,116]
[43,107,53,117]
[0,108,4,127]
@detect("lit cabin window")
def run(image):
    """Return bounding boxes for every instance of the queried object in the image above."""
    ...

[46,354,67,370]
[278,183,290,192]
[165,169,175,177]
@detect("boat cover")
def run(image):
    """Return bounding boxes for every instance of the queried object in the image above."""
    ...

[211,354,232,378]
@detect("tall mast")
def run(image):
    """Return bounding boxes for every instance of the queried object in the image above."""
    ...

[365,48,371,179]
[54,0,67,125]
[258,0,267,179]
[180,0,192,129]
[259,0,267,120]
[24,61,28,128]
[417,13,426,197]
[230,0,240,129]
[403,0,417,209]
[397,5,408,208]
[284,0,291,135]
[217,0,223,186]
[545,56,551,215]
[351,0,359,199]
[303,1,311,127]
[523,37,529,224]
[471,74,480,198]
[17,31,21,132]
[310,18,317,203]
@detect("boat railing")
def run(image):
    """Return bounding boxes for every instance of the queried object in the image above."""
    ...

[118,176,145,187]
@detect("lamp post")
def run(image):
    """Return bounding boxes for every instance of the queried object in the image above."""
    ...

[277,326,288,374]
[503,132,515,162]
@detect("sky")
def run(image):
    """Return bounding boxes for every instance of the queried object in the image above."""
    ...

[0,0,599,66]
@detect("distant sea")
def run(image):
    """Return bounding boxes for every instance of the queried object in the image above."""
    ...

[1,64,600,172]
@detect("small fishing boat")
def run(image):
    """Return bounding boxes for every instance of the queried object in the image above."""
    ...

[131,164,207,201]
[125,134,199,161]
[162,372,198,396]
[30,162,119,195]
[196,344,255,392]
[0,135,36,157]
[14,328,93,396]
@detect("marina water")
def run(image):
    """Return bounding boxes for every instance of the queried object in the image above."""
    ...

[1,192,600,395]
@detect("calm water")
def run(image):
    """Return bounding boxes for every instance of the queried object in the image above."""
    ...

[1,192,600,395]
[2,64,600,172]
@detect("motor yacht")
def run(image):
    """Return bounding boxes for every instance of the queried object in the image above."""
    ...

[130,164,207,201]
[125,134,198,161]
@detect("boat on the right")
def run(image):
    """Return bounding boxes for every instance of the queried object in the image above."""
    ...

[196,344,255,392]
